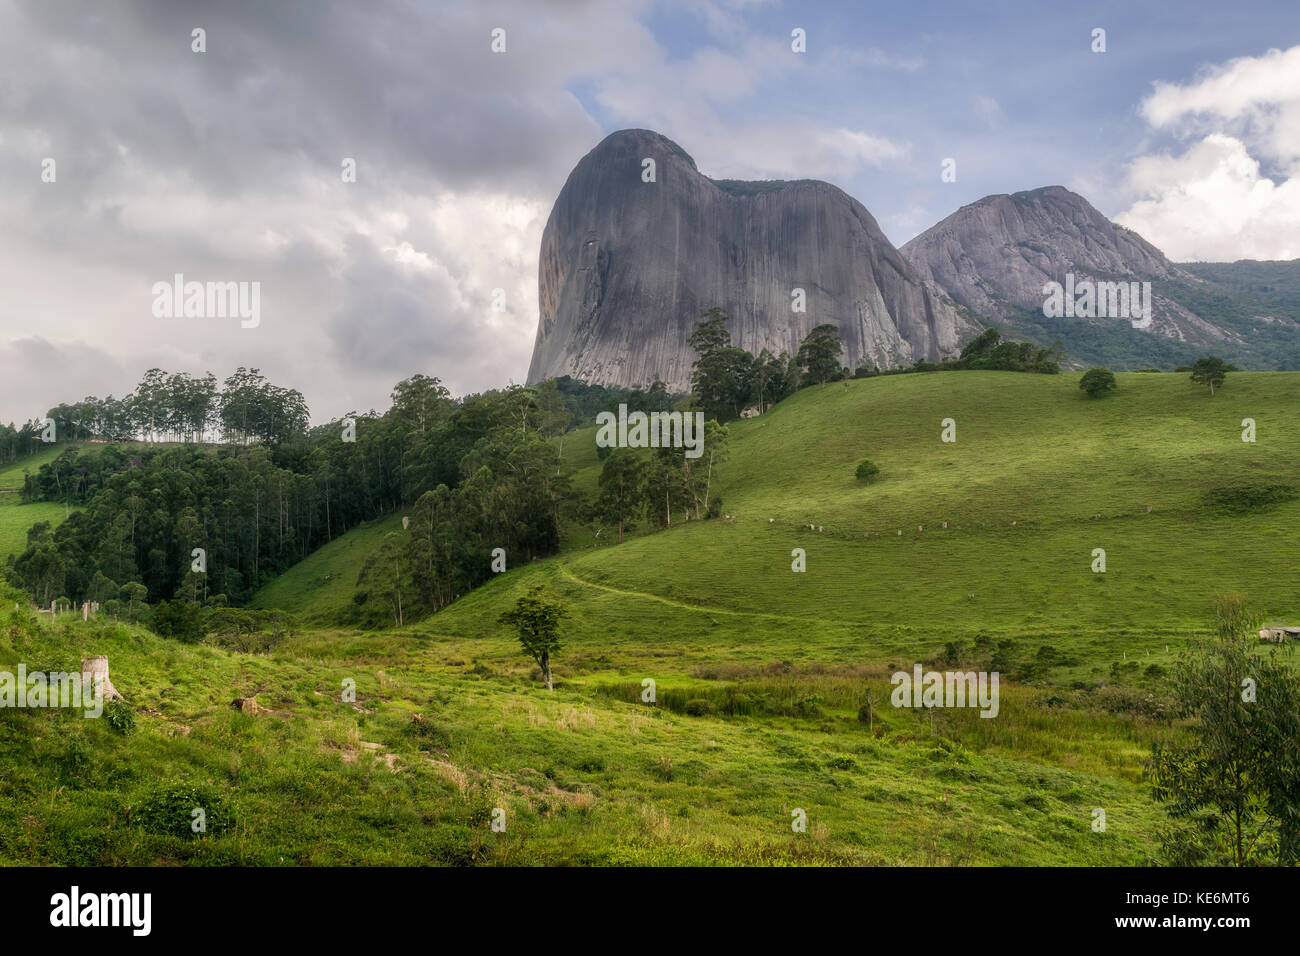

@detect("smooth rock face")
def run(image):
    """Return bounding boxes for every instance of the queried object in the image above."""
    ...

[900,186,1236,346]
[528,129,978,391]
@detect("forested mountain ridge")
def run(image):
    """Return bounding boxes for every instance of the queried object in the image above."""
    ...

[901,188,1300,370]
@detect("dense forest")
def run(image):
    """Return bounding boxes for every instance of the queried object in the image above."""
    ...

[10,377,576,617]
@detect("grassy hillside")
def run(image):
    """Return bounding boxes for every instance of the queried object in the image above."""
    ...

[10,371,1299,866]
[0,445,76,562]
[0,445,67,489]
[261,370,1300,637]
[545,371,1300,634]
[250,369,1300,695]
[248,514,406,620]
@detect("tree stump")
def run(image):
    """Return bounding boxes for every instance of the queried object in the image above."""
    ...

[81,655,123,700]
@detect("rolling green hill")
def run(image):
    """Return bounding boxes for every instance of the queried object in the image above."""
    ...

[407,370,1298,741]
[8,371,1299,866]
[0,445,77,562]
[546,370,1300,635]
[254,369,1300,677]
[266,370,1300,637]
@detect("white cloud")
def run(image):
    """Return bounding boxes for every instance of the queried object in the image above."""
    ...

[1116,45,1300,261]
[1141,45,1300,171]
[1115,135,1300,261]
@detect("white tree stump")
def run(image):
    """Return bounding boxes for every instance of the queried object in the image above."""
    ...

[81,655,123,701]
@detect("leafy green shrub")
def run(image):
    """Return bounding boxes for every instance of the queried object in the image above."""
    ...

[1021,790,1049,811]
[103,699,135,735]
[131,783,235,839]
[1092,685,1171,720]
[933,639,968,668]
[404,715,450,750]
[794,693,825,717]
[204,608,297,652]
[1079,366,1117,398]
[58,731,93,783]
[148,599,203,643]
[1036,644,1063,668]
[855,460,880,483]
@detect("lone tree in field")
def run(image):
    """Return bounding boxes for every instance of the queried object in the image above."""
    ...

[796,323,844,387]
[1190,356,1230,396]
[1079,366,1117,398]
[1146,594,1300,866]
[855,459,880,483]
[499,585,567,691]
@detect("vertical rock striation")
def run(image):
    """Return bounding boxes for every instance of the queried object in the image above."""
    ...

[528,129,979,391]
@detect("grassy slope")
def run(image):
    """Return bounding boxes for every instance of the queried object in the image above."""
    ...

[0,445,75,562]
[554,371,1300,636]
[9,372,1298,865]
[248,514,405,619]
[1,601,1162,865]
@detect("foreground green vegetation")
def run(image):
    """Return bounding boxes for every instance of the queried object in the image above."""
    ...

[0,582,1168,865]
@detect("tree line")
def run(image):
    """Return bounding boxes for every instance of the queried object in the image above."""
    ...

[0,421,46,464]
[6,375,593,628]
[43,366,309,446]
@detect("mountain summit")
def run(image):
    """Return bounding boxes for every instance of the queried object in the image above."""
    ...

[527,129,978,390]
[900,186,1235,347]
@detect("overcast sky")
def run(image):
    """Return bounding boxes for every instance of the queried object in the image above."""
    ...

[2,0,1298,426]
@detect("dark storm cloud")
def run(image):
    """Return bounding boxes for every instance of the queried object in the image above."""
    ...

[0,0,623,422]
[9,0,603,197]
